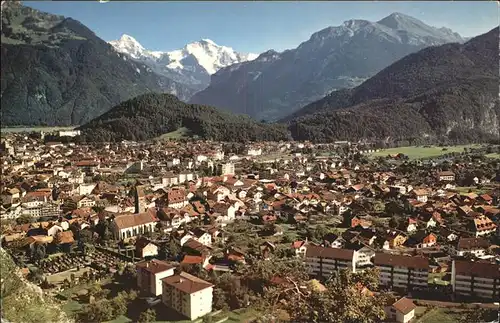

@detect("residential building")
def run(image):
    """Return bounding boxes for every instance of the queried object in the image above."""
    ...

[135,237,159,258]
[412,189,428,203]
[162,188,188,209]
[220,163,235,175]
[22,201,61,218]
[59,130,81,137]
[1,188,21,207]
[385,297,417,323]
[136,259,175,296]
[161,272,213,320]
[470,215,497,237]
[305,245,356,278]
[448,237,489,257]
[190,228,212,246]
[374,253,429,291]
[292,240,308,258]
[437,171,455,182]
[451,260,500,300]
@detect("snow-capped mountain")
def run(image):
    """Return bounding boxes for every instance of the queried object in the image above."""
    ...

[190,12,465,121]
[109,35,258,91]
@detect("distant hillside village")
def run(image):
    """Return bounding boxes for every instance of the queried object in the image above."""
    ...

[0,131,499,322]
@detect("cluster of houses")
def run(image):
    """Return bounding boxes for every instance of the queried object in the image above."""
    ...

[1,133,499,321]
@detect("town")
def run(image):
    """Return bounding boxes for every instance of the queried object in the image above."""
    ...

[1,130,499,323]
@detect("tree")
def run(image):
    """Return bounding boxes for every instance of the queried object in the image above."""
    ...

[459,308,498,323]
[16,214,33,225]
[111,291,129,317]
[261,269,387,323]
[307,224,331,243]
[164,239,181,259]
[138,308,157,323]
[78,300,114,322]
[32,244,46,261]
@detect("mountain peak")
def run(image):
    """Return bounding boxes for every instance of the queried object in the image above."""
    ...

[199,38,217,45]
[111,34,144,49]
[108,34,147,59]
[377,12,426,30]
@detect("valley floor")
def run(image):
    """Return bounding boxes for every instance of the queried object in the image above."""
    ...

[369,144,485,160]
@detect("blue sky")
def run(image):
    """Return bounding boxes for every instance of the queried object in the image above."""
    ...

[26,1,498,54]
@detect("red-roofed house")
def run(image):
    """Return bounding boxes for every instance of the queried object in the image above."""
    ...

[292,240,308,258]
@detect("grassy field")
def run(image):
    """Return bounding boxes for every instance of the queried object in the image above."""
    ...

[370,144,484,160]
[428,272,450,286]
[415,307,465,323]
[455,186,490,195]
[1,126,76,134]
[104,308,259,323]
[154,127,196,141]
[486,153,500,159]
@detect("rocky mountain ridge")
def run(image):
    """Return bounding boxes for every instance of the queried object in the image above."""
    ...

[1,2,194,126]
[109,34,258,91]
[286,27,499,143]
[190,12,465,121]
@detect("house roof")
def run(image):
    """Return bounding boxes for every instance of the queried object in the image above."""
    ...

[181,255,204,265]
[305,245,354,261]
[135,236,156,250]
[113,211,157,230]
[392,297,416,315]
[162,272,213,294]
[455,237,490,250]
[55,231,74,244]
[454,260,500,279]
[472,215,496,232]
[374,253,428,270]
[292,240,306,249]
[136,259,174,274]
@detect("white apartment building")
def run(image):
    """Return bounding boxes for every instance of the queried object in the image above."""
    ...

[305,246,356,278]
[22,202,61,218]
[162,272,213,320]
[178,172,194,183]
[374,253,429,291]
[59,130,81,137]
[221,163,235,175]
[167,158,181,168]
[353,244,375,268]
[78,183,97,196]
[451,260,500,300]
[136,259,175,296]
[247,148,262,156]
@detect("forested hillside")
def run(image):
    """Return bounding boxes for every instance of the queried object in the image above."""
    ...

[79,93,290,142]
[286,27,499,143]
[1,2,193,126]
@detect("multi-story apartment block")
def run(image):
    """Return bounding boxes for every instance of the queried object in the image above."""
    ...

[374,253,429,292]
[220,162,235,175]
[162,272,213,320]
[305,246,356,278]
[136,259,175,296]
[436,171,455,182]
[451,260,500,300]
[23,201,61,218]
